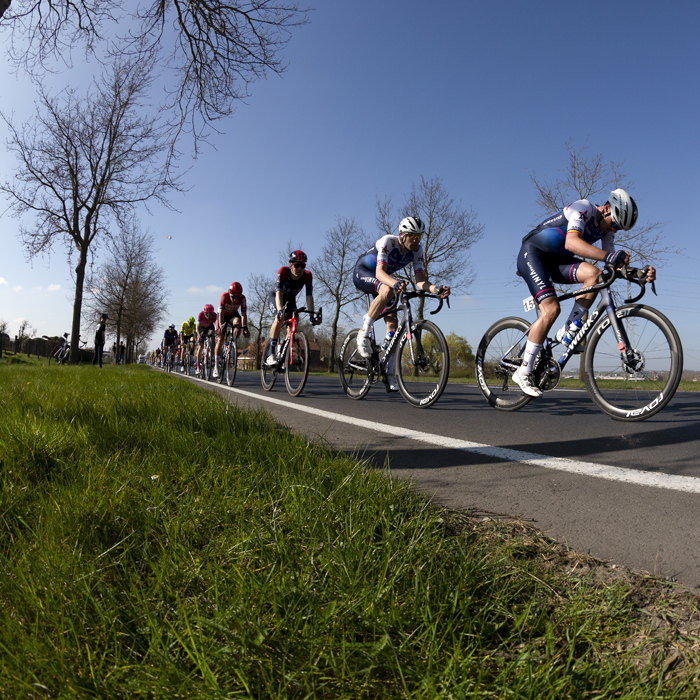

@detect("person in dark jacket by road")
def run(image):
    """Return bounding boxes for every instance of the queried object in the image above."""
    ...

[92,313,108,367]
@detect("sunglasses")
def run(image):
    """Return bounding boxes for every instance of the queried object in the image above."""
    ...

[403,233,423,241]
[290,262,306,268]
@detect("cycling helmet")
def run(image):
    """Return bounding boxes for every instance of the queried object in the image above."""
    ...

[229,282,242,296]
[289,250,308,265]
[188,316,195,324]
[399,216,426,235]
[203,304,214,313]
[608,188,638,231]
[169,323,175,329]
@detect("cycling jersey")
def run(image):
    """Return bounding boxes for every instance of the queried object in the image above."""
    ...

[358,235,425,276]
[163,328,178,346]
[197,311,217,328]
[272,267,313,298]
[181,321,195,337]
[523,200,615,256]
[219,292,247,316]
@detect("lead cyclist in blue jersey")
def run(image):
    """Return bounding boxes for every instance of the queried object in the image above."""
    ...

[514,188,656,397]
[353,216,450,392]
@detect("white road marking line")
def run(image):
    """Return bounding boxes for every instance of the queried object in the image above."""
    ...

[184,374,700,494]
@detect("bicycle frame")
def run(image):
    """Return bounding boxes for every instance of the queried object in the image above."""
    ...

[348,292,445,382]
[502,265,652,377]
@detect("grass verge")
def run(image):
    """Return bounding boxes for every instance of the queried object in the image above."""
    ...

[1,364,699,698]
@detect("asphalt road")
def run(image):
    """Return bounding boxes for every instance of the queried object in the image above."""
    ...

[169,367,700,590]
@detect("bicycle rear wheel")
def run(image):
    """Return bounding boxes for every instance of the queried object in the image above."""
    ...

[226,335,238,386]
[584,304,683,421]
[396,320,449,408]
[337,330,371,400]
[475,317,533,411]
[261,339,278,391]
[285,330,309,396]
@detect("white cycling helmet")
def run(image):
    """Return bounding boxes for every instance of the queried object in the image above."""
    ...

[608,188,638,231]
[399,216,426,235]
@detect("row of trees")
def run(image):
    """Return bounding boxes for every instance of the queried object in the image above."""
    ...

[0,0,308,363]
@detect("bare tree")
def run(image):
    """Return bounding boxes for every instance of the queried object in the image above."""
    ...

[313,216,368,371]
[0,54,180,363]
[245,272,274,369]
[1,1,308,146]
[376,176,484,319]
[84,218,167,362]
[529,138,679,264]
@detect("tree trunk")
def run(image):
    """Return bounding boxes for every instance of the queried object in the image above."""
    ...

[71,247,89,363]
[329,303,342,372]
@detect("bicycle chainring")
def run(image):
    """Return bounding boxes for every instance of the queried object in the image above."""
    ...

[534,355,561,392]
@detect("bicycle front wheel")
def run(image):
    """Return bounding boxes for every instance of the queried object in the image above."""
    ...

[261,339,278,391]
[184,348,191,376]
[475,317,533,411]
[338,330,371,400]
[285,330,309,397]
[584,304,683,421]
[396,320,449,408]
[203,344,213,381]
[226,336,238,387]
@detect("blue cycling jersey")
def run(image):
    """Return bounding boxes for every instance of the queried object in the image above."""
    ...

[358,234,425,276]
[523,199,614,257]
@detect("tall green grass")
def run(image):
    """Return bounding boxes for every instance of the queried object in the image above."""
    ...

[0,364,698,698]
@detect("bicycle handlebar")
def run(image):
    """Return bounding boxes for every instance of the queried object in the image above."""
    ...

[380,289,450,317]
[557,263,655,305]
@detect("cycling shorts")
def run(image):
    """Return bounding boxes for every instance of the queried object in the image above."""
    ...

[267,292,296,319]
[197,327,215,344]
[517,241,582,304]
[218,312,242,333]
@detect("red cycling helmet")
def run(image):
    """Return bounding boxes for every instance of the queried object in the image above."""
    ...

[203,303,215,313]
[229,282,242,296]
[289,250,307,265]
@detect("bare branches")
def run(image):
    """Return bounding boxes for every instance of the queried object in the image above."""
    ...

[0,53,180,361]
[313,216,368,370]
[1,0,309,147]
[84,218,167,348]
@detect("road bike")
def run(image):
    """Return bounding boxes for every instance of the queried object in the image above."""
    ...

[48,333,86,364]
[338,290,450,408]
[182,338,194,376]
[200,332,214,381]
[217,322,248,387]
[164,346,177,373]
[261,307,322,396]
[475,264,683,421]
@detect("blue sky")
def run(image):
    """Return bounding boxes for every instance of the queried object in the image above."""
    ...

[1,0,699,369]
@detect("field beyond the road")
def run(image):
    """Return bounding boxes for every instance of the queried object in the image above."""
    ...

[2,364,700,698]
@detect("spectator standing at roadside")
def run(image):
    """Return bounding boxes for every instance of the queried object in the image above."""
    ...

[92,313,108,367]
[119,341,125,364]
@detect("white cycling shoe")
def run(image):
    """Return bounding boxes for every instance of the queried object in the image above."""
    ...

[265,353,279,368]
[212,367,219,378]
[512,366,542,398]
[386,374,399,392]
[356,328,372,358]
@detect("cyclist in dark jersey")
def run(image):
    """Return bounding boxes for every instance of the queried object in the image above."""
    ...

[513,188,655,397]
[265,250,321,366]
[353,216,449,392]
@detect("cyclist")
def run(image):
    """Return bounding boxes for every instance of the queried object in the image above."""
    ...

[514,188,655,397]
[265,251,321,366]
[213,282,250,378]
[353,216,450,392]
[178,316,196,372]
[195,303,217,376]
[162,323,179,367]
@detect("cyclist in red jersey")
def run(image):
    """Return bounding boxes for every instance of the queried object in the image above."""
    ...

[213,282,251,378]
[265,250,321,366]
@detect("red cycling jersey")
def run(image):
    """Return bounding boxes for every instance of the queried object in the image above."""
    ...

[219,291,247,316]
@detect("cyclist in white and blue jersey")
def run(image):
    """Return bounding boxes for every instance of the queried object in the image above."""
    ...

[513,188,655,397]
[354,216,450,391]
